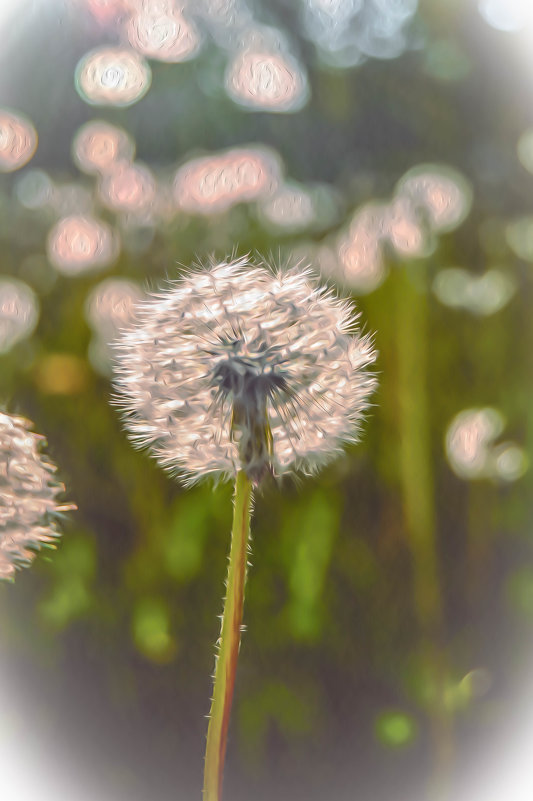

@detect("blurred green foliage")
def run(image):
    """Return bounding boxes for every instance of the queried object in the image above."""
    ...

[374,710,417,748]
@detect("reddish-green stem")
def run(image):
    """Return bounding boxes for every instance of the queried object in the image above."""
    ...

[203,470,253,801]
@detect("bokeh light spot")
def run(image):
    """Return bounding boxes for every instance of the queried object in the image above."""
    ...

[301,0,418,66]
[375,710,417,748]
[173,147,281,215]
[72,120,135,174]
[132,597,176,663]
[85,277,144,373]
[335,203,389,292]
[34,354,89,395]
[0,109,37,173]
[386,195,431,258]
[126,7,201,62]
[396,165,472,233]
[445,408,526,482]
[98,161,156,213]
[478,0,528,32]
[433,268,516,315]
[0,278,39,353]
[516,128,533,173]
[14,169,54,210]
[458,668,493,701]
[445,407,505,480]
[85,0,127,27]
[75,47,152,107]
[85,277,143,342]
[259,182,316,231]
[47,215,119,275]
[423,39,471,82]
[225,46,309,112]
[506,216,533,260]
[492,443,528,482]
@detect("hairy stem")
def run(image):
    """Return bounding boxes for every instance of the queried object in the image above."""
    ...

[203,470,253,801]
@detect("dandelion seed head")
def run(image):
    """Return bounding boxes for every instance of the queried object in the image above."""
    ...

[0,412,72,581]
[113,256,377,485]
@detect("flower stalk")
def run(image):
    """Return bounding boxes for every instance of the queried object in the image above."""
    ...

[203,470,253,801]
[394,263,453,792]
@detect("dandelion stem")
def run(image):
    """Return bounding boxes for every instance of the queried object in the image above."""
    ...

[203,470,253,801]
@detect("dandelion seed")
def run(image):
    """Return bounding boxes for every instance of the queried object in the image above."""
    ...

[113,255,377,485]
[0,412,74,581]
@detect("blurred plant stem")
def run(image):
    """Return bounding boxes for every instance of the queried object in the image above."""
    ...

[466,481,494,610]
[394,263,454,798]
[203,470,253,801]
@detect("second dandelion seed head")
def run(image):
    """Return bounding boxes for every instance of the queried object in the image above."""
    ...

[0,411,73,581]
[113,256,377,485]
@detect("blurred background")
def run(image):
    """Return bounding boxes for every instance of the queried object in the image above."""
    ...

[0,1,532,799]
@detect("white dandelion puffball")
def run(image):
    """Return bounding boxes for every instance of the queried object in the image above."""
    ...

[113,257,377,484]
[0,412,72,581]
